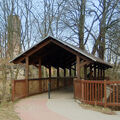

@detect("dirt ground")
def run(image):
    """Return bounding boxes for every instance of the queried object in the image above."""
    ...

[0,102,20,120]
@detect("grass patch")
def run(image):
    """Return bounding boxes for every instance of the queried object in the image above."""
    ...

[75,100,116,115]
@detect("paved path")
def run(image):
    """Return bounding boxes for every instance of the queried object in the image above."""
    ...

[15,88,120,120]
[15,97,69,120]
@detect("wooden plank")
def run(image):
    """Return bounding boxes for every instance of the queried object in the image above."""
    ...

[110,85,112,103]
[104,80,107,108]
[92,83,94,101]
[90,83,92,101]
[116,85,118,103]
[95,83,97,103]
[85,82,86,100]
[98,83,99,101]
[113,85,115,103]
[87,83,90,101]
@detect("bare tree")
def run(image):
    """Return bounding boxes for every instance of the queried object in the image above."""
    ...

[61,0,86,49]
[91,0,119,60]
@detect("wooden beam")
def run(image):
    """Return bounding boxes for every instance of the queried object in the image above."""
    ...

[79,60,92,67]
[25,57,29,96]
[76,56,80,79]
[14,40,51,64]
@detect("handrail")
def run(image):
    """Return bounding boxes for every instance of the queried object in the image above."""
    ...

[14,76,76,81]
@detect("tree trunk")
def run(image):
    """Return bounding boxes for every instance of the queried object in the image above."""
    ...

[78,0,86,49]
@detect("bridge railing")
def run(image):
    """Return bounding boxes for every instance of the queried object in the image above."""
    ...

[74,79,120,107]
[12,77,74,100]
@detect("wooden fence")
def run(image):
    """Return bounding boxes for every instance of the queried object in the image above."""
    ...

[12,77,73,100]
[74,79,120,107]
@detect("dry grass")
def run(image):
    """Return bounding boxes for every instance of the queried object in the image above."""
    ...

[79,103,116,115]
[0,102,20,120]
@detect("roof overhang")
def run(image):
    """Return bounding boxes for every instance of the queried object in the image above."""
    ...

[10,36,112,69]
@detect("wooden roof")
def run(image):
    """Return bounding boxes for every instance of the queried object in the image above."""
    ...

[10,36,112,69]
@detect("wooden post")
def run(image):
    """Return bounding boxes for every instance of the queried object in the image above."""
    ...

[101,68,103,80]
[74,65,76,77]
[90,64,92,80]
[98,67,100,80]
[39,58,42,92]
[84,65,87,80]
[103,69,105,79]
[76,56,80,79]
[48,66,51,99]
[25,57,29,96]
[69,67,72,77]
[57,67,59,89]
[64,68,66,87]
[76,56,84,101]
[94,63,96,80]
[49,66,51,82]
[104,80,107,107]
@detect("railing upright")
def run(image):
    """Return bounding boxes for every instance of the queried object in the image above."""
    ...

[104,80,107,107]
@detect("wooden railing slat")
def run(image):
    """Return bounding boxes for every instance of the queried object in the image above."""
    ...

[117,85,119,103]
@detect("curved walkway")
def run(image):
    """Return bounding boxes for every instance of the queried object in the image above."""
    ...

[15,93,70,120]
[15,88,120,120]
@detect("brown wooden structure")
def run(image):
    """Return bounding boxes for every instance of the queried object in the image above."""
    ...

[10,36,120,108]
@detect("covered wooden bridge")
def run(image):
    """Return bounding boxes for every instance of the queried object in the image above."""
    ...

[11,36,120,108]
